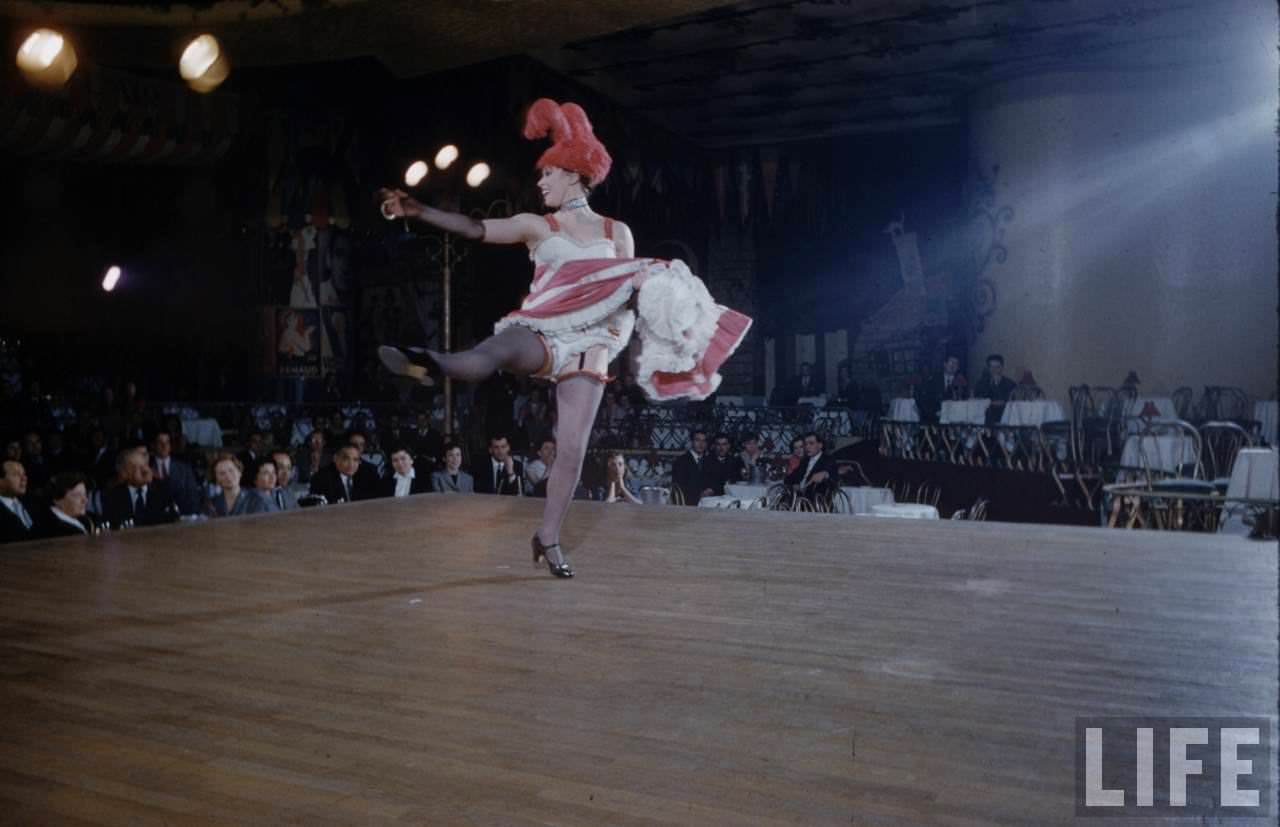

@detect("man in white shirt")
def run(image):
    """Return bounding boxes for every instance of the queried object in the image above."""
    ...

[784,431,836,496]
[379,448,429,498]
[524,438,556,496]
[0,460,35,544]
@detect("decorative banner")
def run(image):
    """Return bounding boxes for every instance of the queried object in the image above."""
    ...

[276,307,321,378]
[0,62,238,164]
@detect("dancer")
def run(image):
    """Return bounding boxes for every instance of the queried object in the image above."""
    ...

[377,98,751,578]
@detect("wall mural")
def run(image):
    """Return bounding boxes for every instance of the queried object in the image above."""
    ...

[962,163,1013,335]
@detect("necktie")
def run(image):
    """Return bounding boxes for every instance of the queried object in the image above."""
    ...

[494,465,501,491]
[133,488,145,516]
[157,460,167,480]
[343,477,352,501]
[275,489,284,509]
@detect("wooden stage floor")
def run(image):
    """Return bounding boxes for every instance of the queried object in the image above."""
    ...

[1,496,1275,825]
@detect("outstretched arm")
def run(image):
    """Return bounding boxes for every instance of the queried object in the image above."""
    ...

[377,188,547,246]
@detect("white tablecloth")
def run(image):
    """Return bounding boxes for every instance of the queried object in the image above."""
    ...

[870,503,939,520]
[697,495,765,511]
[1226,448,1279,501]
[1001,400,1066,427]
[1120,435,1197,473]
[1125,397,1177,420]
[836,486,895,515]
[888,398,920,422]
[725,483,770,500]
[1254,401,1278,446]
[181,418,224,448]
[940,399,990,424]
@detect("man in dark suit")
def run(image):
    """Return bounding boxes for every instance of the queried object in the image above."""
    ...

[703,433,743,498]
[150,431,204,515]
[102,448,179,529]
[378,447,431,498]
[344,430,383,497]
[785,431,837,499]
[974,353,1017,425]
[0,460,37,544]
[671,430,711,506]
[919,354,969,424]
[269,449,300,511]
[309,445,377,504]
[473,434,524,496]
[773,362,824,406]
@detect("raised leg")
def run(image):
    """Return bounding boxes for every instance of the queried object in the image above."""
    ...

[427,326,547,383]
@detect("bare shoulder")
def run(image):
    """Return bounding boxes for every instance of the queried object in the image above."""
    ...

[482,211,554,246]
[608,218,636,257]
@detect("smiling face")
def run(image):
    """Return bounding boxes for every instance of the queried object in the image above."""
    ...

[538,166,584,209]
[444,446,462,472]
[391,450,413,477]
[254,462,277,492]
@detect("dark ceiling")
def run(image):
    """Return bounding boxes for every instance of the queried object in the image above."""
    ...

[1,0,1267,148]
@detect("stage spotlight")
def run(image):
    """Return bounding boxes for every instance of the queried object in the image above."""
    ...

[404,160,429,187]
[179,34,229,93]
[435,145,459,170]
[101,265,122,292]
[16,29,77,89]
[465,162,490,188]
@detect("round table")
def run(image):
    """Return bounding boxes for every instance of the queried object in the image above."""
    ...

[940,399,990,424]
[870,503,939,520]
[1000,400,1066,427]
[888,398,920,422]
[835,486,895,515]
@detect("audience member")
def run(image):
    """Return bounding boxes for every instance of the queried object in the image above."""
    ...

[919,354,969,424]
[671,429,710,506]
[247,459,282,514]
[20,431,50,490]
[345,429,383,491]
[524,437,556,496]
[379,447,430,498]
[785,432,837,498]
[604,452,641,504]
[974,353,1017,424]
[309,445,375,504]
[150,431,204,515]
[785,436,805,476]
[773,361,823,406]
[208,454,270,517]
[474,434,523,496]
[431,443,474,493]
[737,434,768,483]
[704,433,742,497]
[103,447,179,529]
[270,449,299,510]
[238,430,268,473]
[0,460,35,544]
[411,413,445,469]
[295,429,329,485]
[37,472,95,538]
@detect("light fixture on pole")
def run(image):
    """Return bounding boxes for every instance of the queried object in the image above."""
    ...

[16,29,77,89]
[179,34,230,93]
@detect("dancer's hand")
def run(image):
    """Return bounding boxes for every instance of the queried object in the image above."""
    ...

[376,187,420,219]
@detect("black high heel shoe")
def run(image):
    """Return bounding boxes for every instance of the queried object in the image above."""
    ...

[531,534,574,578]
[378,345,436,387]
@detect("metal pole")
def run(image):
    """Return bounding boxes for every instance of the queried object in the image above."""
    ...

[443,233,453,439]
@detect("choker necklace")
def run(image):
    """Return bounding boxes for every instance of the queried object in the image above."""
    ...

[561,196,589,211]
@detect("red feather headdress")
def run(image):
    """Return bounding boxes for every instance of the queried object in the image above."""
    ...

[522,98,612,187]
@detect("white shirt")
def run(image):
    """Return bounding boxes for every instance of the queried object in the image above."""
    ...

[129,485,149,512]
[155,457,171,479]
[50,506,87,534]
[525,459,549,487]
[801,452,823,487]
[394,469,415,498]
[340,473,353,501]
[1,496,32,530]
[491,458,514,490]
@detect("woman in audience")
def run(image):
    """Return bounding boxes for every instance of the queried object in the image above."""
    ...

[294,429,328,486]
[785,436,805,476]
[603,452,641,504]
[208,454,270,517]
[37,472,97,538]
[430,443,474,493]
[247,458,282,513]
